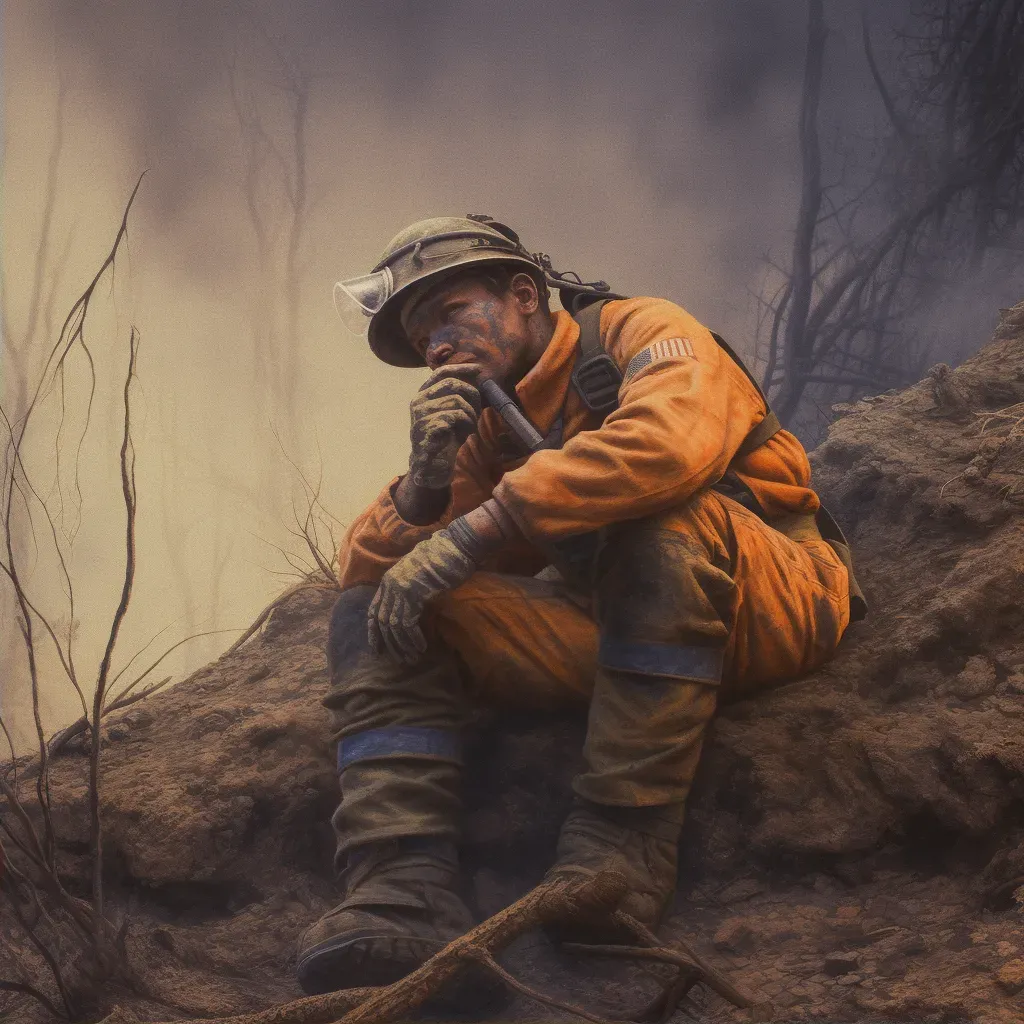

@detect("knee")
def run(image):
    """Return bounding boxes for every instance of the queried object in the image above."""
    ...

[597,528,696,627]
[328,585,376,674]
[597,517,735,640]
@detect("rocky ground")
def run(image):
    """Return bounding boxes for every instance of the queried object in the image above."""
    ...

[4,300,1024,1023]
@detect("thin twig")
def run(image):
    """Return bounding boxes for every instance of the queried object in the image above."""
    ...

[223,579,333,656]
[105,628,234,708]
[1,869,77,1016]
[574,910,763,1016]
[0,979,66,1018]
[464,946,628,1024]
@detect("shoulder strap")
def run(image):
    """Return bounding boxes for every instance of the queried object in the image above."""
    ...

[709,331,770,405]
[733,409,783,458]
[815,505,869,621]
[573,299,607,359]
[570,299,621,415]
[708,330,781,458]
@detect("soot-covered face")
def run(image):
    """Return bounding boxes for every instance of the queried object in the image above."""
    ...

[401,272,540,390]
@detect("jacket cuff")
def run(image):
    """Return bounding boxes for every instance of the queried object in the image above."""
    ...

[488,483,537,542]
[374,476,457,542]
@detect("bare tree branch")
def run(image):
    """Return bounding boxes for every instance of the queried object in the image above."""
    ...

[1,175,148,1015]
[760,0,1024,433]
[862,11,914,144]
[88,326,140,949]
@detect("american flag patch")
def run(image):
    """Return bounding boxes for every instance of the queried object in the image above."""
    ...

[623,336,698,384]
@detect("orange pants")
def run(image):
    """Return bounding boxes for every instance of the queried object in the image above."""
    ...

[432,491,850,708]
[325,490,850,849]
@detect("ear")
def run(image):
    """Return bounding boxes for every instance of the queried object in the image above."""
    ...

[509,272,539,315]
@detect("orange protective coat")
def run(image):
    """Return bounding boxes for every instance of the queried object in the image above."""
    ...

[337,298,850,691]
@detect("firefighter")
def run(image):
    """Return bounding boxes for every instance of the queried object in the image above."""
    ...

[296,216,863,1001]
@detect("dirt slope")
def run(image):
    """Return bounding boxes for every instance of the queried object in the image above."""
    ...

[5,300,1024,1024]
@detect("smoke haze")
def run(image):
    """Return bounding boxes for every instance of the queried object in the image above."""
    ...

[1,0,1017,743]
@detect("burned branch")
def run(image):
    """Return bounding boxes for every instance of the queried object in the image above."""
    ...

[96,871,762,1024]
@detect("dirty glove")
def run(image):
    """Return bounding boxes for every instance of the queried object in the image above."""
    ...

[408,370,482,489]
[368,529,477,663]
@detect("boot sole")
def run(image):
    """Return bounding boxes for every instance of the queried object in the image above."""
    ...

[296,930,507,1016]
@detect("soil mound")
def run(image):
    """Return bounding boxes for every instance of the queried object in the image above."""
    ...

[5,300,1024,1023]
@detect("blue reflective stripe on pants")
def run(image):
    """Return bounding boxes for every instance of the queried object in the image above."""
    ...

[337,726,462,772]
[598,635,723,683]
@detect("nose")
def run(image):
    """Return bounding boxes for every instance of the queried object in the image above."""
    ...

[424,333,455,368]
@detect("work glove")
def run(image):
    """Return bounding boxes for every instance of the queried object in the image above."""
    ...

[408,370,482,489]
[368,529,477,664]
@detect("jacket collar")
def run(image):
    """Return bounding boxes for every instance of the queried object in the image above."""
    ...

[512,310,580,436]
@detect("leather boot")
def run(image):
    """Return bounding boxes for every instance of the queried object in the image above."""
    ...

[543,800,684,944]
[300,587,503,1009]
[296,839,481,997]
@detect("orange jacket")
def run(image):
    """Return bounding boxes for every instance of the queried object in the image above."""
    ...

[338,298,821,589]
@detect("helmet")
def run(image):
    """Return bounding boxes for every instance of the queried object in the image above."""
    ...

[335,215,544,367]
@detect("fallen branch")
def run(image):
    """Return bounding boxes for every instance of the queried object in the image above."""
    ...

[974,401,1024,435]
[618,911,763,1014]
[568,939,759,1019]
[99,872,626,1024]
[98,870,764,1024]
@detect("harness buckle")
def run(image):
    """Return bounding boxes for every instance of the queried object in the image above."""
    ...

[572,352,622,415]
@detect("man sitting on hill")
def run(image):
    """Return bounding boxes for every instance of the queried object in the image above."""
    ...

[296,215,862,1002]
